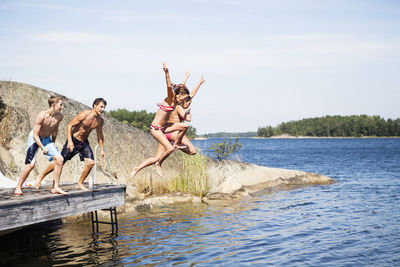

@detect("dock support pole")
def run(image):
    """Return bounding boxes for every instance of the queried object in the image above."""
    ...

[90,207,118,234]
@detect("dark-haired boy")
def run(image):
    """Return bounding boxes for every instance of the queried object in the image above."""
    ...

[36,98,107,190]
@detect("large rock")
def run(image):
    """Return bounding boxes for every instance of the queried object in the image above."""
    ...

[0,81,181,196]
[0,146,18,178]
[203,160,335,202]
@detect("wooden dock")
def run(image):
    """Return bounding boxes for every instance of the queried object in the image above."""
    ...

[0,184,126,233]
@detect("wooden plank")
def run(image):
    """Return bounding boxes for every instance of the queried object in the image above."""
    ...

[0,184,126,232]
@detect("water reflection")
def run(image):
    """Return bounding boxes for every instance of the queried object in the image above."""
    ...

[0,200,261,266]
[0,220,121,266]
[116,201,260,266]
[48,224,120,266]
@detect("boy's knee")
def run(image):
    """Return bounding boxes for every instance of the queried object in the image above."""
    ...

[86,159,95,168]
[26,163,35,170]
[54,156,64,165]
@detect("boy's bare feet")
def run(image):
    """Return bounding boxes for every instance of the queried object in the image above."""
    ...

[34,176,43,191]
[14,187,23,196]
[77,183,89,191]
[51,187,68,195]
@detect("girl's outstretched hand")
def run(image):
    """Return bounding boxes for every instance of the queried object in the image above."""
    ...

[162,62,168,72]
[182,71,191,85]
[200,76,205,84]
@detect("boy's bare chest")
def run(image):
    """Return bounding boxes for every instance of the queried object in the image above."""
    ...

[81,117,100,129]
[42,116,59,129]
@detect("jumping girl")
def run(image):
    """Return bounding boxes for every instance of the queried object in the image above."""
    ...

[154,73,205,176]
[130,62,190,178]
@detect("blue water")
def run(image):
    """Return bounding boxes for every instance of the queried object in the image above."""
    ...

[1,138,399,266]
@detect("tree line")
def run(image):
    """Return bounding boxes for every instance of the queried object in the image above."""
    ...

[257,115,400,137]
[106,108,197,139]
[199,132,257,138]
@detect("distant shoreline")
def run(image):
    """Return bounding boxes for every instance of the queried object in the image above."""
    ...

[195,135,400,139]
[255,135,400,139]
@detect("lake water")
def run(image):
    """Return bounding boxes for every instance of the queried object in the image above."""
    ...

[1,138,399,266]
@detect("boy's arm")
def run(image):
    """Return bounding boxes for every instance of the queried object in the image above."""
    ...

[190,76,205,99]
[96,119,105,158]
[51,127,59,143]
[66,111,86,151]
[51,114,63,143]
[32,112,47,153]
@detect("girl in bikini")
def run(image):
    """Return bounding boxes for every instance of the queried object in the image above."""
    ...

[130,62,190,178]
[154,73,206,176]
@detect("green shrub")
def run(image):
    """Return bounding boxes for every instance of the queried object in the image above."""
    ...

[209,138,242,161]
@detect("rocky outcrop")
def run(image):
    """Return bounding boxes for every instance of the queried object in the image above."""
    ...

[208,160,333,193]
[0,81,335,210]
[0,81,180,195]
[122,161,335,208]
[203,160,334,203]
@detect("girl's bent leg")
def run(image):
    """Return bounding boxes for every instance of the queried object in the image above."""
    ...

[174,127,188,147]
[164,123,189,147]
[179,135,196,155]
[152,128,175,154]
[154,143,166,176]
[131,129,175,178]
[130,156,159,178]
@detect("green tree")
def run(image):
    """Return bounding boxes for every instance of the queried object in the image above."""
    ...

[186,126,197,139]
[257,115,400,137]
[107,108,198,134]
[257,126,273,137]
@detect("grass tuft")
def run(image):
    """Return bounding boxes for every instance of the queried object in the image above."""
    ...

[169,151,209,197]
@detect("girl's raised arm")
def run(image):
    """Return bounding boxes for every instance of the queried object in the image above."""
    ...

[190,76,205,99]
[182,71,190,86]
[162,62,174,102]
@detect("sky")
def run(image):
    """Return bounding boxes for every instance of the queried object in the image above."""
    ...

[1,0,399,134]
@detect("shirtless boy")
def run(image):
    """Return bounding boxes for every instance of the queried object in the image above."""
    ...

[14,96,67,195]
[36,98,107,190]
